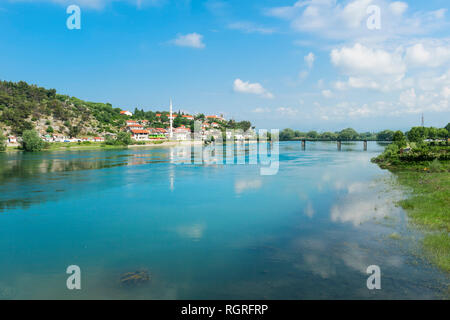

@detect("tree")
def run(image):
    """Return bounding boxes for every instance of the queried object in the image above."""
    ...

[115,132,132,145]
[68,125,80,138]
[0,130,6,151]
[46,126,54,133]
[445,123,450,133]
[407,127,426,143]
[320,132,338,140]
[195,114,205,121]
[427,127,438,140]
[338,128,358,141]
[237,121,251,132]
[437,128,448,139]
[21,129,45,152]
[376,130,394,141]
[294,130,306,138]
[393,130,406,147]
[306,131,319,139]
[280,128,295,141]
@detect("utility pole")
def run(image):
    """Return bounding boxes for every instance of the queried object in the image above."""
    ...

[421,113,424,127]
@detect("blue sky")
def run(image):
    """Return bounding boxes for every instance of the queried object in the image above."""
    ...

[0,0,449,131]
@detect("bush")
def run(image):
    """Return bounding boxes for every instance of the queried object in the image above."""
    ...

[0,131,6,151]
[103,132,132,146]
[116,132,132,146]
[428,159,444,172]
[21,129,45,152]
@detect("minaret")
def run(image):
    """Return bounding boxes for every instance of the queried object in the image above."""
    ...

[169,99,173,139]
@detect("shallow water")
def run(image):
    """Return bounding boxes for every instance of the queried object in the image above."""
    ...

[0,141,448,299]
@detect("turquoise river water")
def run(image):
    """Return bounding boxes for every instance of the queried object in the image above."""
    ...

[0,141,448,299]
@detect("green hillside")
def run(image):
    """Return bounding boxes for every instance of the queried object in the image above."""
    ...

[0,80,252,138]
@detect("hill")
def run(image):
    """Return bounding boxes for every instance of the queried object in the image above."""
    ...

[0,80,252,139]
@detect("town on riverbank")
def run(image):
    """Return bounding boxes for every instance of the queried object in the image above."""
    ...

[0,80,255,152]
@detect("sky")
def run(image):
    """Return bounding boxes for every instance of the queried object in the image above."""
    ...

[0,0,449,132]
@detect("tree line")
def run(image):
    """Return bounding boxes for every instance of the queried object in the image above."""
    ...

[280,125,450,142]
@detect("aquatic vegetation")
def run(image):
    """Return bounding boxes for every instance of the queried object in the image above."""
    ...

[374,143,450,274]
[119,270,151,287]
[389,233,402,240]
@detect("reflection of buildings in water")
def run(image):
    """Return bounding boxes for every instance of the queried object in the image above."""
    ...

[169,149,175,191]
[172,146,191,164]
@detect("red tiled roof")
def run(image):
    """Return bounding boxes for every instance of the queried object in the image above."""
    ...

[131,130,149,134]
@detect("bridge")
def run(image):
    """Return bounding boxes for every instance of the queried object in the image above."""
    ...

[300,139,369,151]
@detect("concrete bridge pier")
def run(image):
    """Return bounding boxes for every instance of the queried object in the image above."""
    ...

[364,140,368,151]
[337,141,342,151]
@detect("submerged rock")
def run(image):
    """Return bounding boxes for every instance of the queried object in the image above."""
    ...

[120,270,150,287]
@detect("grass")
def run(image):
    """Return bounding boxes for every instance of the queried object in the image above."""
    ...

[3,140,172,152]
[386,161,450,273]
[423,233,450,273]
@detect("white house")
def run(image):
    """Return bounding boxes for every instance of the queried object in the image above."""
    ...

[131,129,150,141]
[120,110,133,117]
[126,124,144,131]
[174,127,191,141]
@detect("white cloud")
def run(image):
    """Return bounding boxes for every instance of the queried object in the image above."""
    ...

[171,33,205,49]
[304,52,315,69]
[228,22,276,34]
[442,86,450,99]
[9,0,165,10]
[299,70,309,79]
[265,0,448,41]
[252,107,271,113]
[322,89,333,98]
[331,43,406,76]
[389,1,408,16]
[276,106,298,116]
[233,79,274,99]
[399,88,417,107]
[405,43,450,68]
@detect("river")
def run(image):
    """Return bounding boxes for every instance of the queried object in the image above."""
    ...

[0,141,448,299]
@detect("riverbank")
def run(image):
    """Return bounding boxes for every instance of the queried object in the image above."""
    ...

[3,140,203,153]
[394,167,450,273]
[372,146,449,273]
